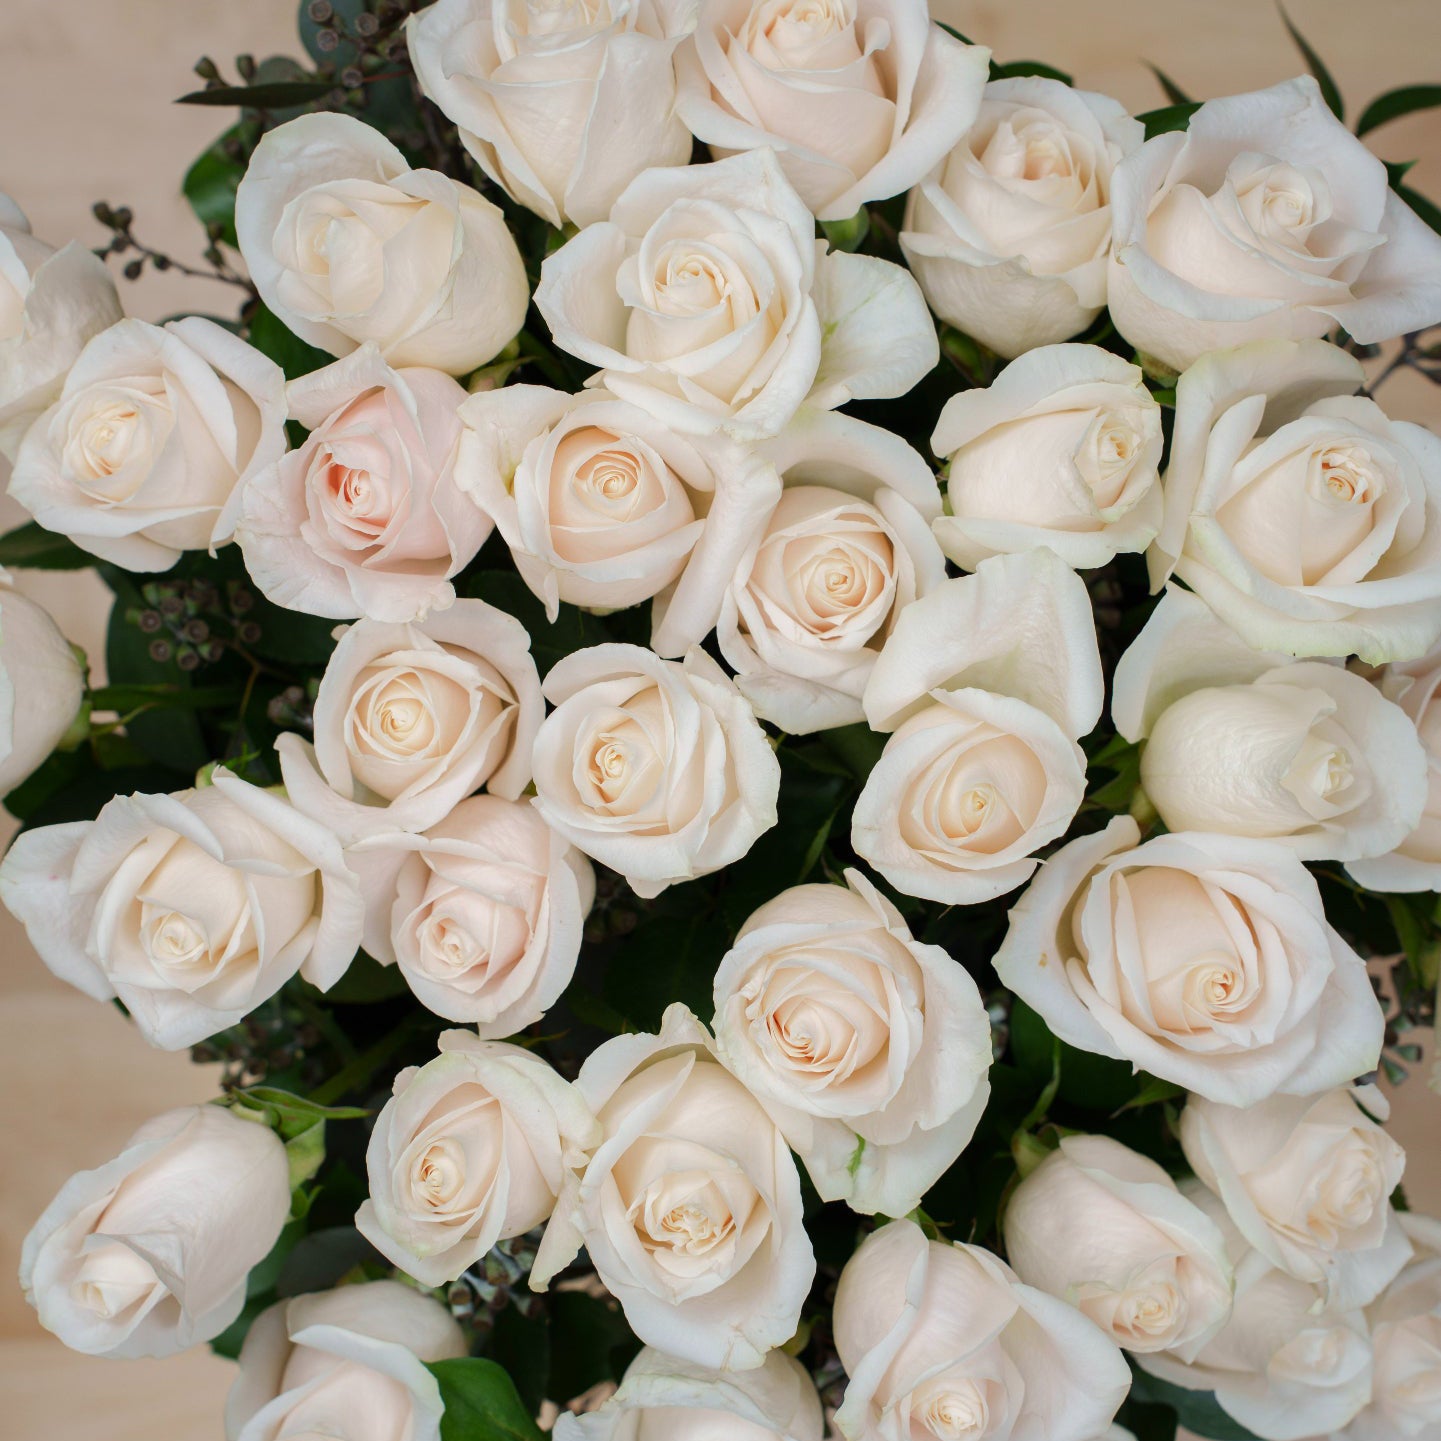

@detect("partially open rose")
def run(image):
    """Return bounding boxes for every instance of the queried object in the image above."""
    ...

[409,0,698,229]
[675,0,990,221]
[994,816,1384,1106]
[1152,339,1441,664]
[535,150,938,440]
[277,600,542,844]
[532,1004,815,1371]
[236,348,486,623]
[902,78,1143,357]
[1108,77,1441,371]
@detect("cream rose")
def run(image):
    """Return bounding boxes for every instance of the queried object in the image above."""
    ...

[347,795,593,1030]
[833,1218,1131,1441]
[455,383,781,654]
[853,687,1086,905]
[1003,1134,1234,1358]
[716,410,944,734]
[0,570,85,797]
[0,193,122,458]
[1115,587,1428,861]
[235,112,527,374]
[0,769,365,1049]
[1108,77,1441,372]
[409,0,697,230]
[863,546,1105,737]
[535,149,938,440]
[853,548,1099,905]
[1348,642,1441,893]
[928,344,1163,571]
[1343,1213,1441,1441]
[675,0,990,221]
[902,78,1143,358]
[1152,339,1441,664]
[1138,1185,1373,1441]
[994,815,1384,1106]
[237,347,488,623]
[276,600,542,844]
[555,1346,825,1441]
[532,643,780,897]
[224,1281,467,1441]
[9,316,285,569]
[532,1003,815,1370]
[20,1104,290,1358]
[1181,1086,1410,1310]
[356,1030,598,1286]
[712,868,991,1217]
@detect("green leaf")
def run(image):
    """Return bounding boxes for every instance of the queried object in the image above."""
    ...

[175,80,335,108]
[89,683,241,713]
[183,126,253,248]
[299,0,365,67]
[226,1085,370,1193]
[1277,4,1344,121]
[324,950,413,1004]
[820,209,870,253]
[1118,1397,1181,1441]
[990,59,1073,85]
[546,1291,636,1404]
[1397,182,1441,236]
[428,1358,545,1441]
[1146,64,1193,106]
[1357,84,1441,136]
[246,303,333,381]
[1128,1364,1264,1440]
[1136,102,1201,139]
[0,521,94,570]
[1114,1075,1186,1114]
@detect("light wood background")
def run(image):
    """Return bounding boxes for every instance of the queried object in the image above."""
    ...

[0,1,1437,1436]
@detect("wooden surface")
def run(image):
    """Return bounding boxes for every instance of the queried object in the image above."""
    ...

[0,1,1437,1436]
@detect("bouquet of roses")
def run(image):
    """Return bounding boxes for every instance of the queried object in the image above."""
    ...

[4,2,1441,1438]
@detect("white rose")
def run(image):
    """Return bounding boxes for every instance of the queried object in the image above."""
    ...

[675,0,990,221]
[535,149,938,440]
[237,347,488,623]
[928,344,1163,571]
[532,643,780,897]
[276,600,542,844]
[1108,77,1441,372]
[994,815,1383,1106]
[0,192,122,458]
[0,769,365,1049]
[852,687,1087,906]
[409,0,696,230]
[712,867,991,1217]
[1151,339,1441,664]
[1115,587,1428,860]
[356,1030,598,1286]
[234,112,527,374]
[9,316,285,569]
[901,79,1143,357]
[1138,1185,1373,1441]
[1180,1086,1410,1310]
[347,795,593,1030]
[833,1218,1131,1441]
[455,383,781,654]
[225,1281,467,1441]
[20,1104,290,1358]
[862,546,1103,737]
[555,1346,825,1441]
[1343,1213,1441,1441]
[717,408,945,733]
[1003,1133,1234,1358]
[852,549,1098,904]
[1347,643,1441,893]
[532,1003,815,1370]
[0,569,85,796]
